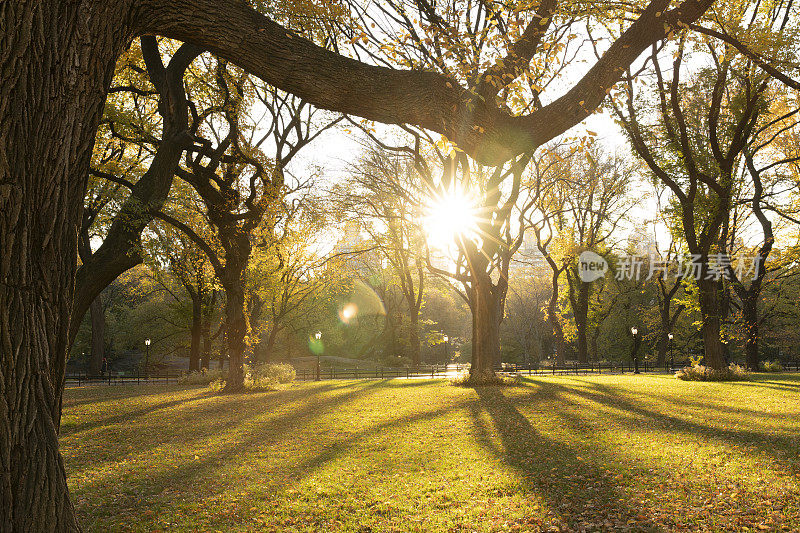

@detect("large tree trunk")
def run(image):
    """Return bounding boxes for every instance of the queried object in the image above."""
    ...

[0,2,133,530]
[574,281,590,364]
[189,291,202,372]
[742,296,760,372]
[697,278,727,371]
[221,265,249,392]
[470,277,502,378]
[0,0,718,526]
[89,295,106,375]
[548,270,567,366]
[409,311,421,367]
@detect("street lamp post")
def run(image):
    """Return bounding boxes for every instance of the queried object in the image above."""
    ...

[144,338,151,377]
[630,327,640,374]
[668,333,674,370]
[315,331,322,381]
[443,335,449,363]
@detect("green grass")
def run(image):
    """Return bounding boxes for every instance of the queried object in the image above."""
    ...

[61,374,800,532]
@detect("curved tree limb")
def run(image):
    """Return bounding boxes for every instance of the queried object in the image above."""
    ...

[145,0,715,164]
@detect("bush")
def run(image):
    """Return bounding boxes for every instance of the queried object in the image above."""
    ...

[179,368,226,385]
[449,369,520,387]
[759,360,784,372]
[243,362,296,390]
[675,363,749,382]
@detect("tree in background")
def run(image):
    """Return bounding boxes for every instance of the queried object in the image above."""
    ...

[559,146,633,363]
[150,198,220,372]
[502,266,552,365]
[156,61,338,391]
[723,85,800,370]
[614,35,773,370]
[334,146,429,366]
[248,196,332,363]
[72,37,202,351]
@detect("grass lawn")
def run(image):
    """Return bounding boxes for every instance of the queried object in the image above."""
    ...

[61,374,800,532]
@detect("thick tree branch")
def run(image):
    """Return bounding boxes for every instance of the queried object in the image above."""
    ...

[70,38,202,348]
[145,0,715,164]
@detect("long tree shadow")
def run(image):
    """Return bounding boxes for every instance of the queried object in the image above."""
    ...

[68,379,423,493]
[633,389,794,421]
[61,389,219,437]
[69,377,800,530]
[472,387,662,532]
[70,380,465,530]
[63,379,393,489]
[531,378,799,463]
[62,379,378,439]
[734,374,800,392]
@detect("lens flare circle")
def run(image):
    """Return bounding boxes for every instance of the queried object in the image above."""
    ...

[339,302,359,324]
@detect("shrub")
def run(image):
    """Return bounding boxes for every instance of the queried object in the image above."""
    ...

[179,368,226,385]
[449,369,520,387]
[243,362,296,390]
[675,363,749,382]
[759,360,784,372]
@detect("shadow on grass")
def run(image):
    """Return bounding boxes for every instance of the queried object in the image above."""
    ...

[471,387,661,531]
[68,380,437,501]
[736,373,800,392]
[525,377,799,463]
[66,376,800,531]
[68,380,665,530]
[61,389,219,437]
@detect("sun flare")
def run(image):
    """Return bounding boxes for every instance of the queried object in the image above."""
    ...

[423,188,480,251]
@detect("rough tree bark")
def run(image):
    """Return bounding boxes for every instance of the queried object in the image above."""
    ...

[219,249,251,392]
[188,288,203,372]
[0,3,137,530]
[469,276,503,378]
[696,276,728,370]
[89,296,106,375]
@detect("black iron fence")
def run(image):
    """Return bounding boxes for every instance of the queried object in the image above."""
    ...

[501,361,669,375]
[500,360,800,375]
[64,372,183,387]
[295,364,467,381]
[65,360,800,386]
